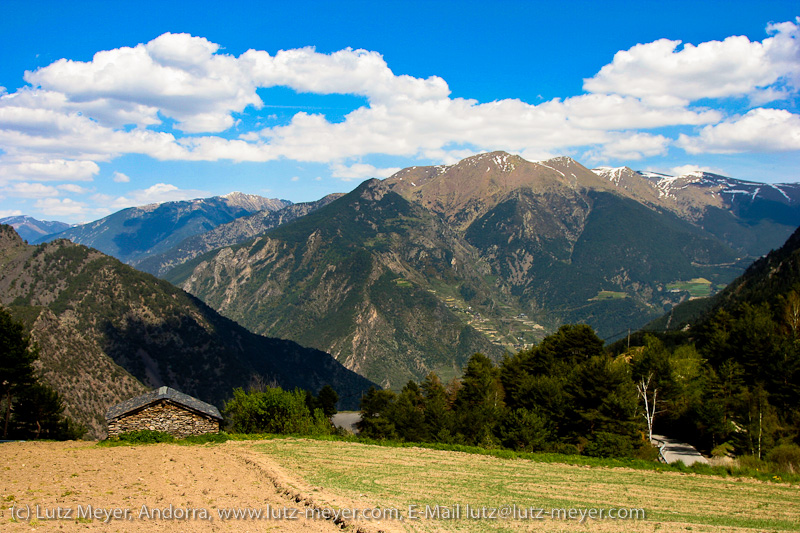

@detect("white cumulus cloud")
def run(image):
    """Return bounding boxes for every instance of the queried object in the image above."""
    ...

[584,18,800,105]
[34,197,88,217]
[112,171,130,183]
[330,162,402,180]
[591,132,671,161]
[0,156,99,183]
[58,184,90,194]
[677,108,800,154]
[2,182,60,198]
[0,32,728,172]
[24,33,260,133]
[0,23,796,191]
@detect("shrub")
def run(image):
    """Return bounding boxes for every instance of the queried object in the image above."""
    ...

[633,442,661,462]
[584,431,634,458]
[766,444,800,474]
[711,442,735,458]
[224,387,333,435]
[542,442,578,455]
[736,454,767,472]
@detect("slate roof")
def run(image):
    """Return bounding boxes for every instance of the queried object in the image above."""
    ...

[105,386,223,421]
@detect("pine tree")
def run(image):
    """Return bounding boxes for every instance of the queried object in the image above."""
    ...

[0,307,83,440]
[454,353,505,445]
[0,307,38,438]
[316,385,339,418]
[421,372,453,441]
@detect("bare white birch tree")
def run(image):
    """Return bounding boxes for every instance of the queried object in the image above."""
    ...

[636,373,661,442]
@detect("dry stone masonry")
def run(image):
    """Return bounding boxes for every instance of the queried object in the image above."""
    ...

[105,386,223,439]
[106,400,220,438]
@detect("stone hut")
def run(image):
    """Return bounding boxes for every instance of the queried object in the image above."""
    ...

[105,386,223,438]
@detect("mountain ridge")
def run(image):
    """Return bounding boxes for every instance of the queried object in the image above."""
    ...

[170,179,510,388]
[166,152,786,387]
[0,215,73,243]
[136,193,344,277]
[34,193,291,265]
[21,151,792,393]
[0,225,374,437]
[384,152,618,231]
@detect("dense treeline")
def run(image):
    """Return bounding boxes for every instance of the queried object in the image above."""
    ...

[673,295,800,457]
[626,228,800,463]
[359,325,652,458]
[0,307,85,440]
[359,321,800,464]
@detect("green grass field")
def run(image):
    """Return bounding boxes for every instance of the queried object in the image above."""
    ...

[257,438,800,532]
[667,278,714,298]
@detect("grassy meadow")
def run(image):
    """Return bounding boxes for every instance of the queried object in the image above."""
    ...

[667,278,714,298]
[257,438,800,532]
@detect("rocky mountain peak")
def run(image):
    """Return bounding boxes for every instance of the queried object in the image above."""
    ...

[0,216,73,243]
[219,192,291,212]
[357,178,392,202]
[383,151,619,230]
[537,155,581,167]
[456,151,520,172]
[592,166,638,185]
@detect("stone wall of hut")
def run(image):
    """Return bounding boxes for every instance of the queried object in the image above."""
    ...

[107,400,220,438]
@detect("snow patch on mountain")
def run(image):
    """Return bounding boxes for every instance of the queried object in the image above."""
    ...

[593,166,800,205]
[536,162,565,177]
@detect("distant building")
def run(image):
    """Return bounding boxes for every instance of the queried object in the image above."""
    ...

[105,386,222,438]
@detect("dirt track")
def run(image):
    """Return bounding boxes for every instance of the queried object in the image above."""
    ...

[0,440,396,533]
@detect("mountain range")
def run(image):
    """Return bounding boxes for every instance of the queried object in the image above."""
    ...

[0,225,374,438]
[35,192,290,266]
[169,179,506,388]
[162,152,799,388]
[14,151,799,393]
[135,193,344,277]
[0,215,72,243]
[591,166,800,255]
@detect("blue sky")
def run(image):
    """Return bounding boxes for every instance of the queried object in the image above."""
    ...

[1,0,798,222]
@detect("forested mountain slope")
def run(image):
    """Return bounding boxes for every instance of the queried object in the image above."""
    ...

[170,179,507,388]
[169,153,772,387]
[0,225,374,437]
